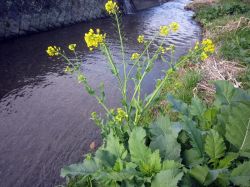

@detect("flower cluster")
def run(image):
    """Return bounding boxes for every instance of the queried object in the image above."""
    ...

[131,52,140,60]
[105,0,119,15]
[170,22,180,32]
[193,39,215,61]
[159,22,180,36]
[202,39,215,53]
[115,108,128,122]
[137,35,144,44]
[46,46,60,56]
[160,26,169,36]
[84,29,106,51]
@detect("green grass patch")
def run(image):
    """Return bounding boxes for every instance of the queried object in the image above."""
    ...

[195,0,250,26]
[219,28,250,64]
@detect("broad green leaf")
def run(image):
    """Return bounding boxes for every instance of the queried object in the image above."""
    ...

[151,169,183,187]
[167,94,189,116]
[129,127,151,164]
[150,116,181,161]
[205,129,226,163]
[105,131,127,159]
[190,97,206,117]
[218,152,238,169]
[214,80,236,106]
[139,150,161,175]
[189,165,226,186]
[129,127,161,175]
[162,160,183,170]
[189,165,209,185]
[231,161,250,187]
[61,159,98,177]
[182,117,204,157]
[214,80,250,107]
[225,103,250,156]
[183,148,203,167]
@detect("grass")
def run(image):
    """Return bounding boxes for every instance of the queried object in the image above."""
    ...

[219,28,250,64]
[186,0,250,99]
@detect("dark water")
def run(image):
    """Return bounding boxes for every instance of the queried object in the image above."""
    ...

[0,0,201,186]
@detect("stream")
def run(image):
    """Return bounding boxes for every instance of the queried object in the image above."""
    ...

[0,0,201,186]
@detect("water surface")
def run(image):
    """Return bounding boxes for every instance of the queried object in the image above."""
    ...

[0,0,201,186]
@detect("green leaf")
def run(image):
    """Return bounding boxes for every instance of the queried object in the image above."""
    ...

[129,127,151,164]
[189,165,209,185]
[150,116,181,161]
[189,165,226,186]
[205,129,226,163]
[167,94,189,116]
[190,97,206,117]
[225,103,250,156]
[151,169,183,187]
[231,161,250,187]
[61,159,98,177]
[218,152,238,169]
[183,148,203,167]
[162,160,183,170]
[182,117,204,157]
[129,127,161,175]
[105,131,127,159]
[214,80,236,106]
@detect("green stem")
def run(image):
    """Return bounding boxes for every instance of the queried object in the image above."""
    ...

[115,13,128,109]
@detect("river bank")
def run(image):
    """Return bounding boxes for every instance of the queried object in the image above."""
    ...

[0,0,200,186]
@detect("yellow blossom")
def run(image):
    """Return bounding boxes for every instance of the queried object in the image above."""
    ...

[64,66,71,73]
[84,29,106,51]
[202,39,215,53]
[115,108,128,122]
[170,22,180,32]
[137,35,144,44]
[131,52,140,60]
[201,52,208,61]
[46,46,60,56]
[166,44,175,51]
[105,0,119,15]
[160,26,169,36]
[159,46,165,54]
[68,44,76,51]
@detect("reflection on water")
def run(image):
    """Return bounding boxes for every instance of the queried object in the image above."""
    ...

[0,0,201,186]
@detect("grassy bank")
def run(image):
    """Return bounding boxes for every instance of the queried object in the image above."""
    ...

[157,0,250,109]
[189,0,250,90]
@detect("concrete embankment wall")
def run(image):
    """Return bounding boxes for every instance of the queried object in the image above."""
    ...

[0,0,107,40]
[0,0,165,40]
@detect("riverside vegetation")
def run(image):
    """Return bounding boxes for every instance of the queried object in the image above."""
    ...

[46,0,250,186]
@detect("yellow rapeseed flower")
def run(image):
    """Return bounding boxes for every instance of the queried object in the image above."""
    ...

[64,66,71,73]
[160,26,169,36]
[159,46,165,54]
[170,22,180,32]
[131,52,140,60]
[201,52,208,61]
[115,108,128,122]
[202,39,215,53]
[137,35,144,44]
[68,44,76,51]
[84,29,106,51]
[105,0,119,15]
[46,46,60,56]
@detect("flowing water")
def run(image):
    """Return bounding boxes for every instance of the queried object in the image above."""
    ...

[0,0,201,186]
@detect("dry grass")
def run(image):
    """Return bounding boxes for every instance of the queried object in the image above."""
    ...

[195,56,246,103]
[205,17,250,38]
